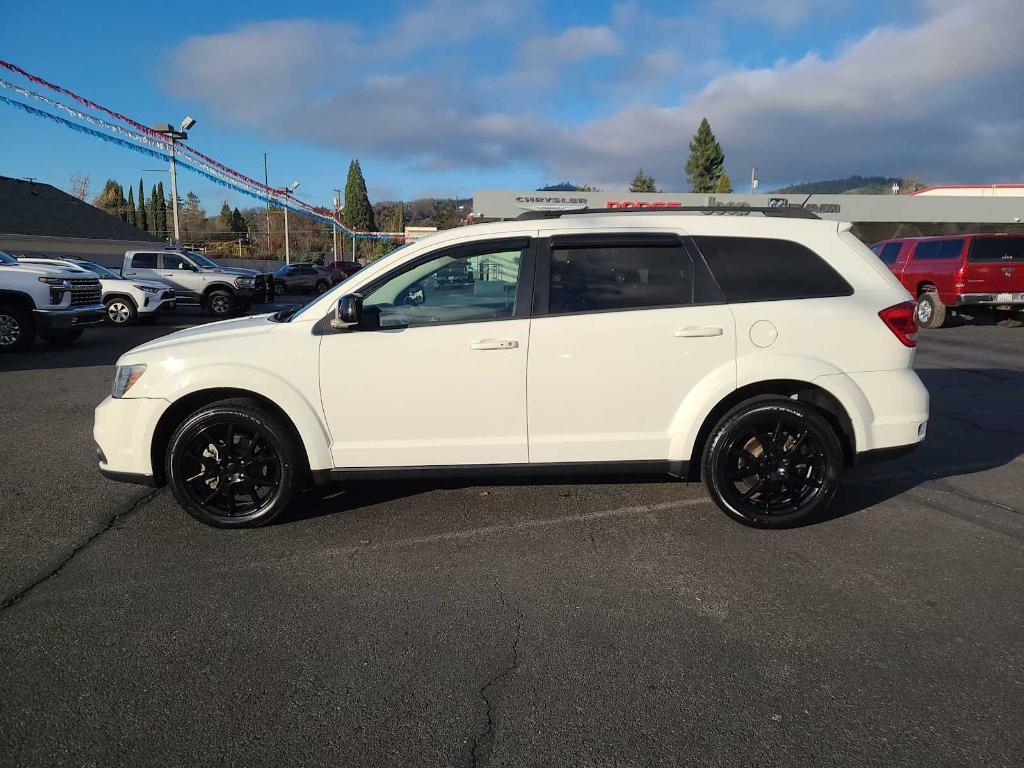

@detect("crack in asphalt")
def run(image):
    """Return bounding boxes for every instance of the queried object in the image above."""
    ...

[897,460,1022,517]
[0,488,160,614]
[932,410,1024,436]
[467,589,524,768]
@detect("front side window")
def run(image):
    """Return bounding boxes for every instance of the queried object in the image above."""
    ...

[879,242,903,265]
[362,245,524,328]
[548,243,695,314]
[692,236,852,302]
[162,254,194,271]
[131,253,158,268]
[913,239,964,261]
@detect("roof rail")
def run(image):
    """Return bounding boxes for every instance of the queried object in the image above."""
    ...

[514,206,820,221]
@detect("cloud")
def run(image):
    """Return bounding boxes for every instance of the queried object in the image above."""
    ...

[167,0,1024,190]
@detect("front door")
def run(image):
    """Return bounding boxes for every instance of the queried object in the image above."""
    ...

[527,232,735,465]
[319,236,535,468]
[158,252,201,300]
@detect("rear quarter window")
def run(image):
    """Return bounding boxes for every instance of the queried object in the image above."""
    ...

[969,237,1024,262]
[691,236,853,302]
[879,242,903,265]
[911,239,964,260]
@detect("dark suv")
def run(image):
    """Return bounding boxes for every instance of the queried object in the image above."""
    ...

[274,263,332,295]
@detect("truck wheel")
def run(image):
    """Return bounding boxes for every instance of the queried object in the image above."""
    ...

[207,290,235,318]
[0,304,35,352]
[916,292,947,329]
[702,399,842,528]
[165,398,302,528]
[105,297,137,325]
[316,279,329,294]
[39,328,84,345]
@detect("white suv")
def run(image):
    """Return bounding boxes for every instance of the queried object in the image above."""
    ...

[94,209,928,529]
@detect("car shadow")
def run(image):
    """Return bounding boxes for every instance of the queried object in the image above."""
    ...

[279,366,1024,528]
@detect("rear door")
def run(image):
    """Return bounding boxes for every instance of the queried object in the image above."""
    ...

[965,236,1024,297]
[527,232,734,466]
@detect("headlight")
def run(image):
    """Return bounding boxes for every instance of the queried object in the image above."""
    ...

[112,364,147,398]
[134,284,161,293]
[234,277,256,288]
[38,277,72,288]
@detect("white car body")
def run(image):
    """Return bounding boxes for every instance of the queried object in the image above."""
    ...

[94,212,929,525]
[18,258,176,322]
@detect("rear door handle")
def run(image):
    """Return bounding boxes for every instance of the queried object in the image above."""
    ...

[675,326,724,338]
[470,339,519,350]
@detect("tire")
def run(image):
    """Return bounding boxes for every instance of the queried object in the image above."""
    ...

[0,304,35,352]
[105,297,137,325]
[702,399,843,528]
[275,282,288,296]
[206,290,236,318]
[165,398,302,528]
[316,279,329,294]
[39,327,84,345]
[916,291,946,329]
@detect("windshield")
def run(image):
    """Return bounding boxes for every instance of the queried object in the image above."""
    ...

[0,250,16,265]
[183,250,220,269]
[76,260,120,279]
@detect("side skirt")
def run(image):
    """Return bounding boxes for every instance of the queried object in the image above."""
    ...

[311,460,689,485]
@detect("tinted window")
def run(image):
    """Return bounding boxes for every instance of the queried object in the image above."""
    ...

[912,239,964,260]
[692,236,852,302]
[548,244,695,314]
[969,237,1024,263]
[162,253,193,271]
[869,244,883,255]
[131,253,158,268]
[364,246,523,327]
[879,242,903,265]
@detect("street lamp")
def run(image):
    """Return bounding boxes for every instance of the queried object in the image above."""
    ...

[152,116,196,243]
[276,181,300,264]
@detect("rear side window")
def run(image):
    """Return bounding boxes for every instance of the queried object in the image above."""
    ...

[131,253,158,268]
[692,236,852,303]
[969,237,1024,262]
[547,242,696,314]
[912,239,964,260]
[879,242,903,265]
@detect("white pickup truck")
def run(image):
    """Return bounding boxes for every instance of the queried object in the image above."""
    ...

[0,249,104,351]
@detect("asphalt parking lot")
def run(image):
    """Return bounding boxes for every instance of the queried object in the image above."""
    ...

[1,308,1022,767]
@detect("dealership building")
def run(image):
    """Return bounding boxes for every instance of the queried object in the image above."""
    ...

[472,189,1024,242]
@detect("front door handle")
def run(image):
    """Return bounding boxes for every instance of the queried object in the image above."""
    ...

[675,326,724,338]
[470,339,519,350]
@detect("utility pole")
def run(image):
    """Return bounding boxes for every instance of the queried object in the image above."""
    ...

[332,189,341,261]
[153,119,194,243]
[263,153,272,255]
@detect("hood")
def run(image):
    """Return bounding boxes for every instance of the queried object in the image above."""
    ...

[126,278,173,290]
[2,261,94,279]
[202,266,261,277]
[120,313,275,358]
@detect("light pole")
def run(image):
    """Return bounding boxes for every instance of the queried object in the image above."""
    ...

[277,181,300,264]
[153,116,196,243]
[332,189,341,261]
[263,153,272,255]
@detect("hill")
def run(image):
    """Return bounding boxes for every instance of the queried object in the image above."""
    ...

[771,175,904,195]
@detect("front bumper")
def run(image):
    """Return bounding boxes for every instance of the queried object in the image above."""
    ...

[956,292,1024,307]
[33,304,105,331]
[94,395,169,479]
[139,291,177,315]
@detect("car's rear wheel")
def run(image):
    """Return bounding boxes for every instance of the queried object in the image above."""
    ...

[703,399,842,528]
[105,297,137,325]
[206,290,236,318]
[916,291,947,329]
[0,304,34,352]
[166,399,301,528]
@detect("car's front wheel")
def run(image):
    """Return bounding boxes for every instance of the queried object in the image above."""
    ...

[105,297,137,325]
[702,399,842,528]
[166,399,302,528]
[0,305,34,352]
[206,290,236,318]
[316,279,329,294]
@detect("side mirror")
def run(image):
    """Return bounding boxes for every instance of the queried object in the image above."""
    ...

[331,293,363,329]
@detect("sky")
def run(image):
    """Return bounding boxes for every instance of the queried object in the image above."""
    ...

[1,0,1023,214]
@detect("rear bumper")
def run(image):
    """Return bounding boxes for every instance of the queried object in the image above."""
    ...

[33,304,105,331]
[956,292,1024,307]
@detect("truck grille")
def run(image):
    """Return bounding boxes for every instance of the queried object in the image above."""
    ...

[161,289,175,300]
[70,278,101,307]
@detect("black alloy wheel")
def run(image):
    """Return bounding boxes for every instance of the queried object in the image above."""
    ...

[166,399,301,527]
[703,399,841,528]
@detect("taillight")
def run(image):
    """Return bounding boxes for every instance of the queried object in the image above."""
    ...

[879,301,918,348]
[953,264,967,291]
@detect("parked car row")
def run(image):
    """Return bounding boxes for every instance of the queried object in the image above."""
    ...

[870,233,1024,328]
[273,260,364,295]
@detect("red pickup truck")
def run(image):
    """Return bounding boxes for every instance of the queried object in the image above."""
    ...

[870,234,1024,328]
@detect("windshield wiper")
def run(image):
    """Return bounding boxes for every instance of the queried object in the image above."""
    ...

[270,305,302,322]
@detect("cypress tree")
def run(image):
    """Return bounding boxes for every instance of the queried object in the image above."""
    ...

[149,184,160,235]
[157,182,168,239]
[713,171,733,193]
[116,184,129,222]
[342,159,376,233]
[137,179,148,233]
[685,117,726,193]
[127,186,137,228]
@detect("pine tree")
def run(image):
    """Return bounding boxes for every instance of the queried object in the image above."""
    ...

[685,117,726,193]
[93,179,123,217]
[218,202,233,232]
[342,159,376,233]
[231,207,246,236]
[394,201,405,235]
[149,184,160,235]
[116,183,128,222]
[629,168,657,193]
[713,171,733,193]
[127,186,137,228]
[137,179,148,233]
[157,182,168,239]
